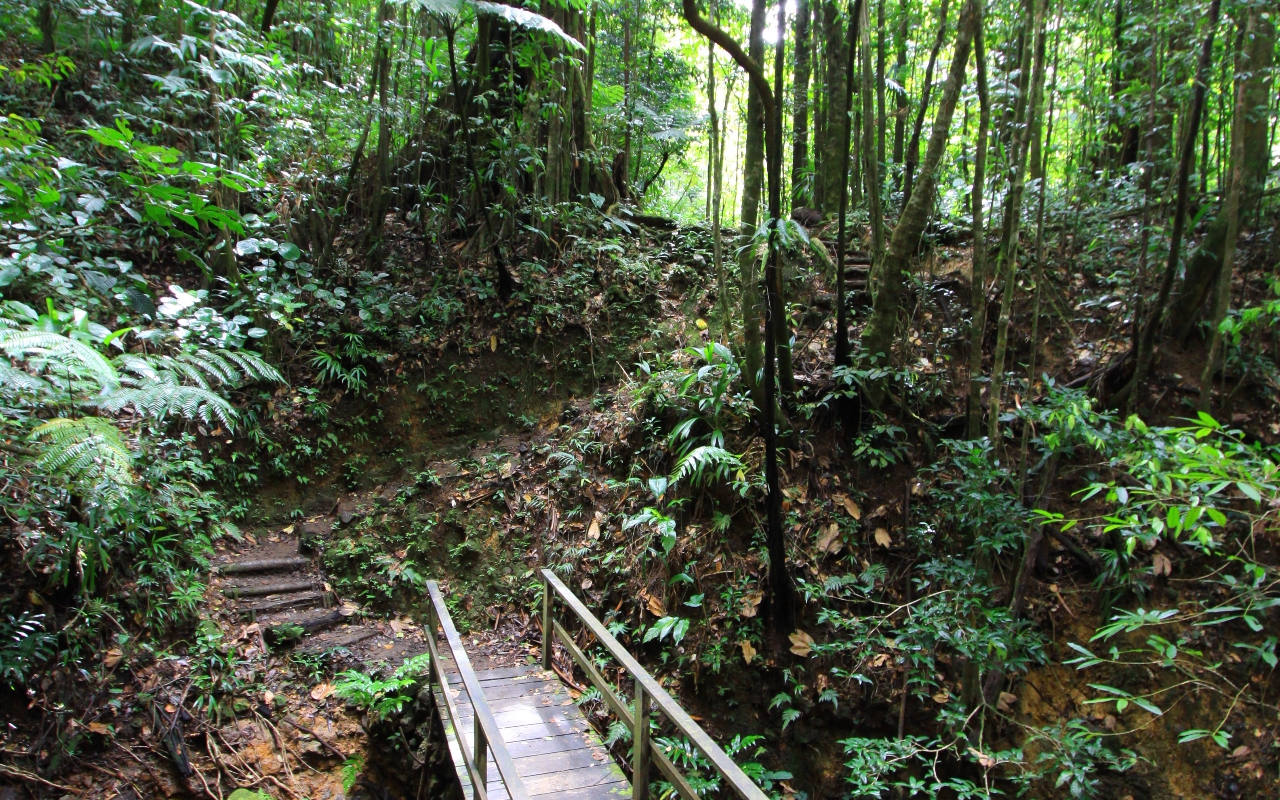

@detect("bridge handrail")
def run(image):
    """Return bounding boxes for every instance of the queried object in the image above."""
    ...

[426,580,529,800]
[540,568,769,800]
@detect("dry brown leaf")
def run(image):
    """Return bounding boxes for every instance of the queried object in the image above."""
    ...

[310,683,334,701]
[932,688,951,704]
[647,596,666,617]
[88,722,111,735]
[967,747,996,769]
[581,578,593,590]
[789,630,815,657]
[489,334,498,352]
[282,524,295,535]
[740,591,763,618]
[997,691,1019,712]
[587,519,601,540]
[1152,552,1172,577]
[816,523,842,554]
[874,528,892,547]
[104,648,123,668]
[338,601,360,617]
[838,495,861,520]
[741,640,757,664]
[870,653,890,668]
[262,691,274,705]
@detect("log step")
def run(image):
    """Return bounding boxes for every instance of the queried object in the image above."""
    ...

[241,591,331,618]
[265,610,348,645]
[223,580,318,598]
[216,557,310,575]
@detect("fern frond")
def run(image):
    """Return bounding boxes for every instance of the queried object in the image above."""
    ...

[97,379,237,428]
[0,362,54,398]
[0,330,119,392]
[216,348,284,384]
[669,446,742,487]
[29,416,134,499]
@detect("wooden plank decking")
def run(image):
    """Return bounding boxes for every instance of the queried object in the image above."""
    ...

[432,663,629,800]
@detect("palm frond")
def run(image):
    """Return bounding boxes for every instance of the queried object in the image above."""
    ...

[669,446,742,487]
[29,416,134,500]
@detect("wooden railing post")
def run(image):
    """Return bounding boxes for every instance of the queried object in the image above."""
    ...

[475,724,488,794]
[633,684,650,800]
[541,571,553,672]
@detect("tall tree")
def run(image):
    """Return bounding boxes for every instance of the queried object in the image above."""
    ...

[834,0,865,368]
[1116,0,1221,414]
[986,0,1047,442]
[860,0,977,389]
[818,0,850,215]
[1171,11,1276,336]
[792,0,813,204]
[901,0,951,207]
[965,0,990,441]
[1197,7,1257,413]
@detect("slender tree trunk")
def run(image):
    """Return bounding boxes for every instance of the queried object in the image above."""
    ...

[859,0,884,269]
[860,0,976,390]
[1198,9,1254,413]
[986,0,1047,442]
[875,0,886,170]
[792,0,812,204]
[735,0,768,393]
[681,0,791,645]
[819,0,850,215]
[38,0,55,53]
[891,3,908,177]
[834,0,864,368]
[965,2,990,441]
[261,0,281,33]
[709,23,731,341]
[1171,12,1275,336]
[771,1,796,399]
[1118,0,1221,415]
[901,0,950,207]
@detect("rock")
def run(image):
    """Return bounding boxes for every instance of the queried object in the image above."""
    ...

[301,489,338,516]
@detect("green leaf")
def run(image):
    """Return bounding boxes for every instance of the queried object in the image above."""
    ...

[1236,482,1261,503]
[473,1,585,50]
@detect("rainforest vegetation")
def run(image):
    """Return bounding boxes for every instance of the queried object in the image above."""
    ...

[0,0,1278,796]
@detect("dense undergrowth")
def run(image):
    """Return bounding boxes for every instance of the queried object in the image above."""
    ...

[2,0,1280,798]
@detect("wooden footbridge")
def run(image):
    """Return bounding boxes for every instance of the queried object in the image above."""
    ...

[423,570,768,800]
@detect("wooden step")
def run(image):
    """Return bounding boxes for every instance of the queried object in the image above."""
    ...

[216,557,310,575]
[241,591,331,618]
[223,580,318,598]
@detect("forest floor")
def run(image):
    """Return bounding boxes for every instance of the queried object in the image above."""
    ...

[5,211,1279,800]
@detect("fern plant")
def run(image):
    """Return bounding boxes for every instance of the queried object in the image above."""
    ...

[1,304,282,503]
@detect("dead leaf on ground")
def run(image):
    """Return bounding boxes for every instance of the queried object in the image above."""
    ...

[816,523,842,554]
[789,630,815,657]
[997,691,1018,712]
[836,495,861,520]
[874,528,892,547]
[647,595,666,617]
[88,722,111,735]
[262,691,274,705]
[581,578,593,590]
[1152,552,1172,577]
[282,524,295,535]
[490,334,498,352]
[104,648,123,668]
[310,683,334,701]
[741,640,757,664]
[932,688,951,704]
[338,601,360,617]
[587,519,601,540]
[740,592,763,618]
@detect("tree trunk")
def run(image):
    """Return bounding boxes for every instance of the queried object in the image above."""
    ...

[964,2,990,441]
[834,0,864,368]
[859,0,976,390]
[1116,0,1221,415]
[791,0,812,205]
[901,0,950,207]
[891,4,907,177]
[1171,12,1275,337]
[819,0,850,215]
[858,0,884,269]
[875,0,886,170]
[730,0,769,395]
[771,1,796,400]
[986,0,1047,443]
[38,0,55,53]
[1197,8,1255,413]
[261,0,282,33]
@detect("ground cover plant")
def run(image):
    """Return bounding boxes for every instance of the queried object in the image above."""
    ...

[0,0,1277,797]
